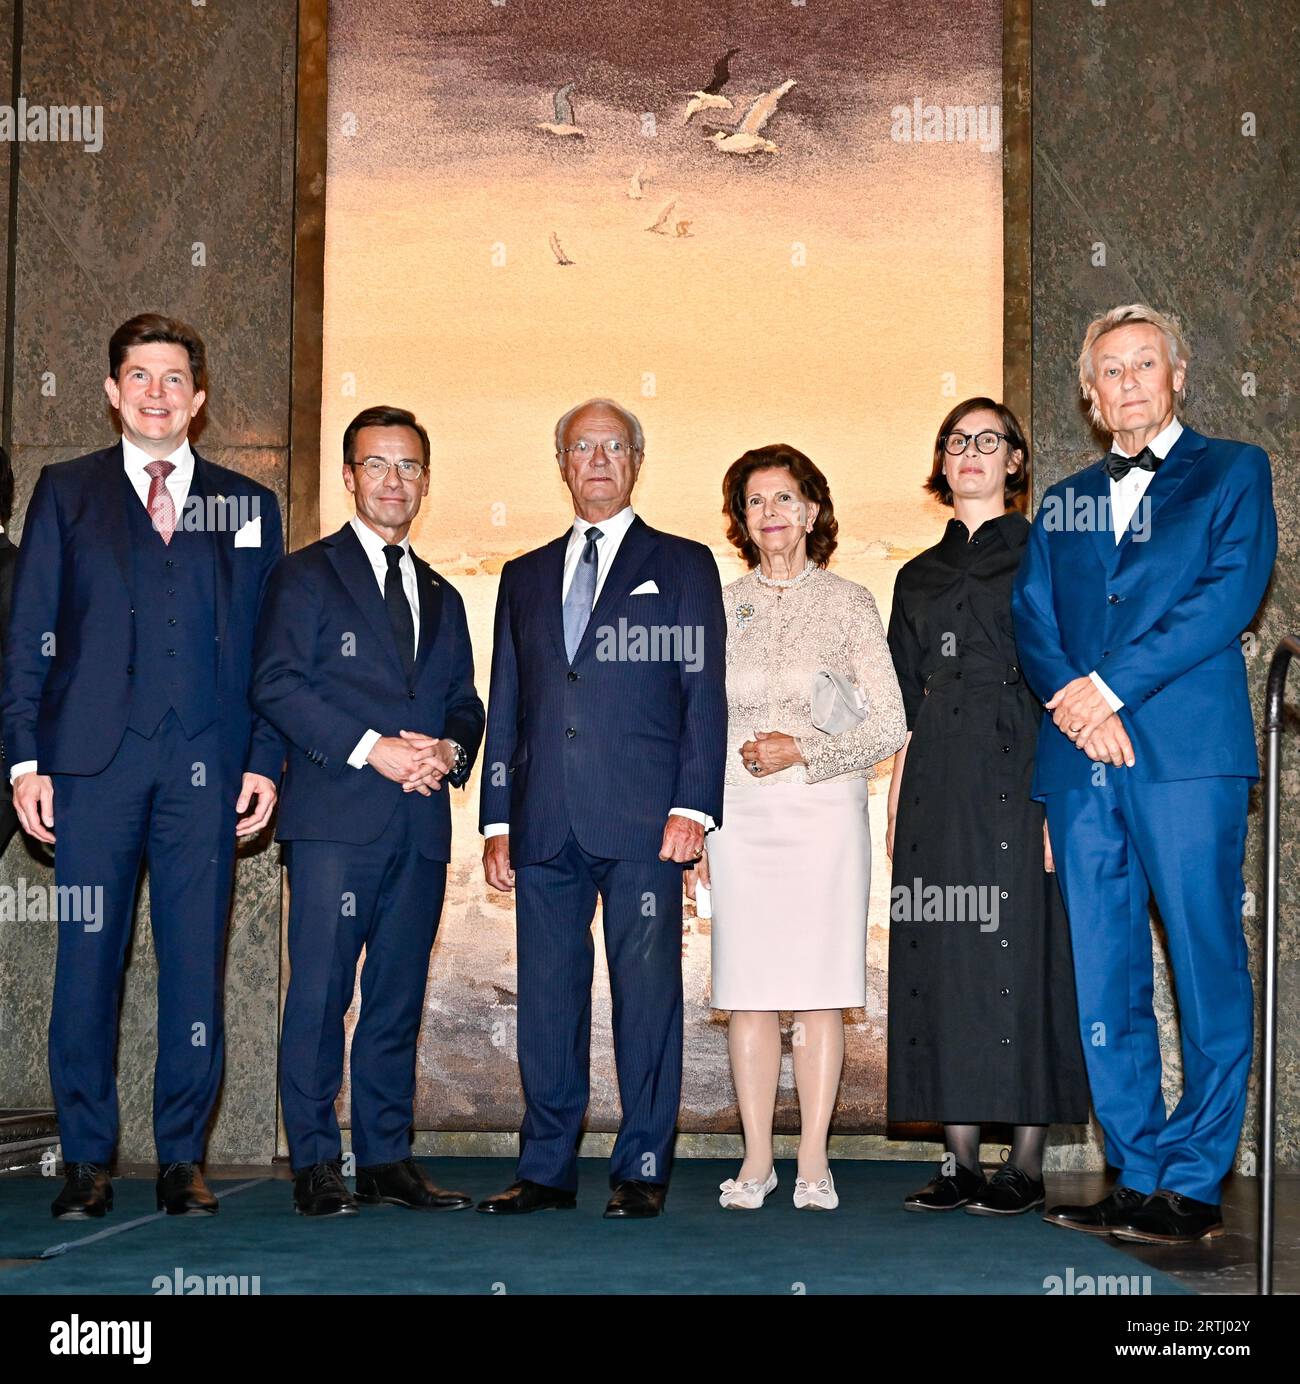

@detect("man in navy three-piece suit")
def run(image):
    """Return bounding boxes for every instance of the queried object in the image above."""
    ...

[1012,304,1277,1244]
[252,405,484,1217]
[1,314,284,1220]
[477,397,727,1218]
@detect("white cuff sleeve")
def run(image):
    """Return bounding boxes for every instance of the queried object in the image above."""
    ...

[483,822,510,838]
[8,760,38,783]
[669,806,717,831]
[348,729,382,770]
[1088,671,1124,713]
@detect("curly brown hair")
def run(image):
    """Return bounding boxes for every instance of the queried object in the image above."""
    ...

[722,444,839,569]
[924,397,1030,508]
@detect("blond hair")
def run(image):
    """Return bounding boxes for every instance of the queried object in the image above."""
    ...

[1077,304,1190,429]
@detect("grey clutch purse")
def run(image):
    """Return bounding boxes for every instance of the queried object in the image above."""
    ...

[810,669,867,735]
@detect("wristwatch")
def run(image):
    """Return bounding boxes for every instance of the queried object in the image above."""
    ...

[446,739,468,779]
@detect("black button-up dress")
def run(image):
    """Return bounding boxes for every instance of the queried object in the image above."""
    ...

[885,511,1088,1124]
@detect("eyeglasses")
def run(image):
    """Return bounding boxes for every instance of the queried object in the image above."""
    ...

[942,430,1010,456]
[560,438,638,459]
[350,458,426,481]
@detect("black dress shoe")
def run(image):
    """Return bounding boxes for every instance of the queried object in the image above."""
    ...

[604,1180,667,1219]
[355,1157,473,1210]
[1042,1184,1148,1235]
[52,1162,113,1220]
[156,1162,218,1216]
[293,1160,360,1217]
[1111,1189,1225,1243]
[963,1163,1045,1216]
[475,1179,577,1214]
[903,1160,987,1211]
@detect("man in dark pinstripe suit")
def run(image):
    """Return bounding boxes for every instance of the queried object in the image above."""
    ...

[478,398,727,1219]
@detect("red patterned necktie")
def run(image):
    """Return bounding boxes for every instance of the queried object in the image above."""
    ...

[144,459,177,544]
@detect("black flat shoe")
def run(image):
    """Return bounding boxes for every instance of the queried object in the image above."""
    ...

[903,1161,987,1211]
[604,1180,667,1219]
[963,1163,1044,1216]
[476,1179,577,1215]
[156,1161,219,1216]
[293,1160,360,1217]
[52,1162,113,1220]
[1110,1189,1224,1243]
[1042,1185,1147,1235]
[355,1157,473,1210]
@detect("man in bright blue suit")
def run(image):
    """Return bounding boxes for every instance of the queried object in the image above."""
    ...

[1012,304,1276,1244]
[1,314,283,1220]
[253,405,484,1218]
[477,397,727,1219]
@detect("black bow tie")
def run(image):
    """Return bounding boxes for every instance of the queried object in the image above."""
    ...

[1104,445,1159,482]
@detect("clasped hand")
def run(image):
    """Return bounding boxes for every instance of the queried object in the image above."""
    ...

[1045,676,1134,768]
[366,730,456,794]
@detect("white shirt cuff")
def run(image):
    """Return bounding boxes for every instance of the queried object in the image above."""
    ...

[483,822,510,838]
[349,729,382,769]
[1088,671,1124,713]
[9,760,38,783]
[669,807,716,831]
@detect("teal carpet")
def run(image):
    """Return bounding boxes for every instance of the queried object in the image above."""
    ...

[0,1159,1191,1295]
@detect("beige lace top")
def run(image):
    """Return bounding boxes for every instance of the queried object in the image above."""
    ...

[722,564,907,786]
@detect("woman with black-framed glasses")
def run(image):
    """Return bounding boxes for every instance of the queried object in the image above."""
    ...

[884,397,1089,1216]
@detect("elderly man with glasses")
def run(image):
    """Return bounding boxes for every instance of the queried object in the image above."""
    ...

[252,404,484,1216]
[477,397,727,1219]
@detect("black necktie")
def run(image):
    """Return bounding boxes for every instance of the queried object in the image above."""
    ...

[383,544,416,681]
[1104,445,1159,482]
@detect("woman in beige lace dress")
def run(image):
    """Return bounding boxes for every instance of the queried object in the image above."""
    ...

[688,444,906,1211]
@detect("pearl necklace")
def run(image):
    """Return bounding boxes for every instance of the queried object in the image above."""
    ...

[755,559,816,590]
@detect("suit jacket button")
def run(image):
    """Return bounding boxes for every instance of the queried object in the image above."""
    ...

[565,726,576,738]
[126,665,134,675]
[408,690,416,699]
[1108,593,1119,604]
[567,670,578,682]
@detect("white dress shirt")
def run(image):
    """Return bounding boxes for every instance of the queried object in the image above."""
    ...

[346,515,422,769]
[9,437,196,782]
[483,505,711,837]
[1088,416,1184,713]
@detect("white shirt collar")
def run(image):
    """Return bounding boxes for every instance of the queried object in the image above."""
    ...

[568,505,635,544]
[1110,416,1183,460]
[350,513,410,561]
[121,434,194,477]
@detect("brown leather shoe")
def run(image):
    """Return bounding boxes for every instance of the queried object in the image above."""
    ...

[355,1157,473,1210]
[156,1162,219,1216]
[52,1162,113,1220]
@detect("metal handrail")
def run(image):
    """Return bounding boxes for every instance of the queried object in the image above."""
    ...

[1260,634,1300,1294]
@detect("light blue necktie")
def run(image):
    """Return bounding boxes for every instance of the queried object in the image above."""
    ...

[562,525,603,662]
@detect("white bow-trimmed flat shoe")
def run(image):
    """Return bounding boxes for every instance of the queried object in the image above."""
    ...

[718,1167,778,1209]
[793,1169,838,1210]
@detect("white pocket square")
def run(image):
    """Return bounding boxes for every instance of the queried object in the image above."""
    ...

[630,579,659,595]
[233,516,261,548]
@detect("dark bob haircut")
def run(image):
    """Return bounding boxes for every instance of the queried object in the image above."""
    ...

[925,397,1030,508]
[108,313,208,393]
[722,443,839,569]
[343,405,432,468]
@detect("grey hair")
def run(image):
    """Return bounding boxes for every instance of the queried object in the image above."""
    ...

[1077,303,1190,429]
[553,397,645,464]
